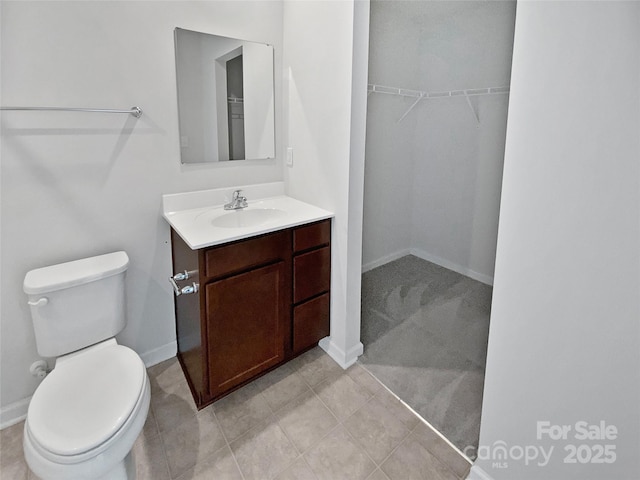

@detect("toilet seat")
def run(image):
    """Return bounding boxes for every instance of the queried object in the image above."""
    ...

[26,341,146,462]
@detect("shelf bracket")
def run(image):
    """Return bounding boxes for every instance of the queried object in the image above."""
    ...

[464,94,480,125]
[396,94,424,123]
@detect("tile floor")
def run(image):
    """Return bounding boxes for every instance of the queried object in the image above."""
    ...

[0,347,471,480]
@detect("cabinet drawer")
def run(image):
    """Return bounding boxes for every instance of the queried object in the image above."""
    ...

[293,293,330,354]
[205,230,288,279]
[293,246,331,303]
[294,219,330,253]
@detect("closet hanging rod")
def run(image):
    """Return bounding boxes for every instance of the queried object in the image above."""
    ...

[367,84,510,99]
[368,83,509,124]
[0,106,143,118]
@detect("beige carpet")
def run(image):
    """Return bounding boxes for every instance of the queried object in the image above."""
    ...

[359,255,491,458]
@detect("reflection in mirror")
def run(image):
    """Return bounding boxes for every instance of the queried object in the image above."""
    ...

[174,28,275,164]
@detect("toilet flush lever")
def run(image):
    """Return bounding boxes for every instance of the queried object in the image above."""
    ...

[28,297,48,307]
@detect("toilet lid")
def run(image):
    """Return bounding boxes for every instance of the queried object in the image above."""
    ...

[28,344,145,456]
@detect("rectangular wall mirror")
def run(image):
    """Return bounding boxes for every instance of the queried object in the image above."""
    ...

[174,28,275,164]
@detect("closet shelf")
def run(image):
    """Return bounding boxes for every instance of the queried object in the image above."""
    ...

[367,83,510,124]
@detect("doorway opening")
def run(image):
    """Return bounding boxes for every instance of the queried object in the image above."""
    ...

[360,0,516,458]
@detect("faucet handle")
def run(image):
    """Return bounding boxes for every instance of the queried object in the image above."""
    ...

[232,189,243,200]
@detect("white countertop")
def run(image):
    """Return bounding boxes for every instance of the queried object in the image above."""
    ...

[163,188,334,250]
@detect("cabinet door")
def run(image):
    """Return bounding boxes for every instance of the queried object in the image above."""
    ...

[206,262,286,397]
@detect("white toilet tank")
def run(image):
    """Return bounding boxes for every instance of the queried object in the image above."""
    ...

[24,252,129,358]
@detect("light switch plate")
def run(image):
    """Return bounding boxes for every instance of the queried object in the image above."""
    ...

[286,147,294,167]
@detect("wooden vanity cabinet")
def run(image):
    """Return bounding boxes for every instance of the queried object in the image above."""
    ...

[292,221,331,354]
[171,219,331,408]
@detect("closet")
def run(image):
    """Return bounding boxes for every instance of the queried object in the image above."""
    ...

[360,0,516,457]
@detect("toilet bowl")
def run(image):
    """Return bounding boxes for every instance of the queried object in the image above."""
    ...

[23,339,150,480]
[23,252,150,480]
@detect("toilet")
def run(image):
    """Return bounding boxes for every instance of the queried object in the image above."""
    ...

[22,251,150,480]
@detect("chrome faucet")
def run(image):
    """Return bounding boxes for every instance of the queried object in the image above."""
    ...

[224,189,248,210]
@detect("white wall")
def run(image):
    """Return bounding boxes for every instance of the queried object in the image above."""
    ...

[0,0,284,426]
[175,29,210,164]
[361,93,415,269]
[363,1,516,283]
[472,2,640,479]
[283,0,369,368]
[243,42,276,160]
[361,1,421,270]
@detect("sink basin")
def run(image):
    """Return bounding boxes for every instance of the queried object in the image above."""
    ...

[211,208,287,228]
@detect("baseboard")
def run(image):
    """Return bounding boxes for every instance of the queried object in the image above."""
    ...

[362,249,410,273]
[362,248,494,286]
[318,337,364,369]
[409,248,494,286]
[0,397,30,430]
[139,340,177,368]
[466,465,495,480]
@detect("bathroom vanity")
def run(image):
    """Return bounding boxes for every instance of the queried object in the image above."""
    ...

[163,187,333,408]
